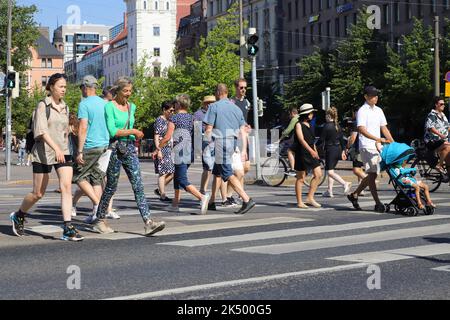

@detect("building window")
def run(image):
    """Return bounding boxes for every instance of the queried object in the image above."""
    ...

[302,0,306,16]
[383,4,389,26]
[394,2,400,23]
[41,59,46,68]
[335,0,339,7]
[166,2,169,10]
[47,59,52,68]
[335,17,340,37]
[154,48,160,56]
[288,31,293,51]
[144,1,147,10]
[319,0,323,11]
[353,12,357,25]
[405,0,412,20]
[41,76,48,87]
[153,26,160,36]
[210,1,213,16]
[155,1,158,10]
[310,25,314,44]
[295,29,300,48]
[327,0,331,9]
[431,0,436,13]
[288,2,292,21]
[121,52,123,62]
[445,0,450,10]
[310,0,314,13]
[295,58,300,75]
[318,23,322,42]
[295,0,299,19]
[326,20,331,38]
[302,26,307,46]
[417,0,423,17]
[254,11,259,31]
[154,66,161,77]
[344,15,348,36]
[264,9,270,29]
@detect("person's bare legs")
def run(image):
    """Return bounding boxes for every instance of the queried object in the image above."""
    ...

[210,176,223,204]
[200,170,211,194]
[172,189,181,207]
[227,175,250,203]
[185,185,203,201]
[19,173,49,213]
[72,188,84,207]
[56,166,74,222]
[413,184,423,209]
[306,166,323,206]
[77,180,100,206]
[287,149,295,170]
[419,182,435,207]
[295,171,306,207]
[159,173,173,198]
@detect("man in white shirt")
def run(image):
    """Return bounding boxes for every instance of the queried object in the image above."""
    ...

[347,86,394,213]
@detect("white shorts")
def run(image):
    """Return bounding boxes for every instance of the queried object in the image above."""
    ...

[360,148,381,174]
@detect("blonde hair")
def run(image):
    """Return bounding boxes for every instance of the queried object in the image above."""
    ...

[110,77,133,97]
[326,107,340,132]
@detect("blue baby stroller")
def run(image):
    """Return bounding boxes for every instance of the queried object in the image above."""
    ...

[380,142,435,216]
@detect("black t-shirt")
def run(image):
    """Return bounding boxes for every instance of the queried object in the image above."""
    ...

[231,97,251,123]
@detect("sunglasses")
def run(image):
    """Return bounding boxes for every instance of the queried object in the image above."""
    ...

[438,103,445,106]
[239,86,247,90]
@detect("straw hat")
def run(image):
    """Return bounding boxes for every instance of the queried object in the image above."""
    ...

[298,103,317,115]
[203,95,216,103]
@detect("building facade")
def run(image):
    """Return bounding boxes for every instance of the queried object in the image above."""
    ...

[177,0,208,64]
[282,0,450,81]
[103,27,130,87]
[76,42,110,83]
[124,0,177,77]
[26,27,64,92]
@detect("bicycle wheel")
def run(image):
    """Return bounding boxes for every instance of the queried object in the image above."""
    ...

[261,156,288,187]
[304,159,326,187]
[411,158,442,192]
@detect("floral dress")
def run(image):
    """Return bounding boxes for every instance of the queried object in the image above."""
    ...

[154,116,175,175]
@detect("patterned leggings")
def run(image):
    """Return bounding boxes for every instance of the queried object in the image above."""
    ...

[97,143,151,222]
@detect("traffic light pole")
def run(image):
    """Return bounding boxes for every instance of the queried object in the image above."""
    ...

[239,0,244,78]
[251,56,261,181]
[5,0,13,181]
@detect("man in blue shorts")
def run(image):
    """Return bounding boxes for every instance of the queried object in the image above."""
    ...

[204,84,256,214]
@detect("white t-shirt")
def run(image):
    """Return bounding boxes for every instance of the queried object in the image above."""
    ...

[357,102,387,151]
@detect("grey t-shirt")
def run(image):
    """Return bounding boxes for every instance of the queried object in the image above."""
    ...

[204,98,245,139]
[231,97,251,123]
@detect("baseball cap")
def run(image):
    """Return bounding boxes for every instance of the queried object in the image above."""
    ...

[80,75,98,88]
[364,86,378,97]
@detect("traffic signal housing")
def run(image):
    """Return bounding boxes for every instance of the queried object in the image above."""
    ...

[6,71,20,99]
[247,32,259,57]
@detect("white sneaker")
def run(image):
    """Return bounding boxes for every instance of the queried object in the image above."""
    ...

[71,207,77,217]
[167,205,180,213]
[83,214,97,224]
[344,182,352,195]
[322,191,334,198]
[200,193,211,215]
[105,211,121,219]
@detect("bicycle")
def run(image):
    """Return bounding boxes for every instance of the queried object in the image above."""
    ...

[409,139,447,193]
[261,143,326,187]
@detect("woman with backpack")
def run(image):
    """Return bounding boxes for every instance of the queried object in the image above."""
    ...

[10,73,84,241]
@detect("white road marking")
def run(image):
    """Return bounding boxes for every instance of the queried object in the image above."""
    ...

[232,223,450,255]
[25,225,62,234]
[104,263,368,300]
[328,243,450,263]
[159,215,450,247]
[431,265,450,272]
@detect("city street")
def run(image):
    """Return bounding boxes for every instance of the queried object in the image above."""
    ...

[1,154,450,300]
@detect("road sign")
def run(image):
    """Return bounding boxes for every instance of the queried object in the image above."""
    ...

[446,71,450,82]
[445,82,450,98]
[0,72,5,88]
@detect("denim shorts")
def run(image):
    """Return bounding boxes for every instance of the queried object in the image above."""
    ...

[212,138,236,182]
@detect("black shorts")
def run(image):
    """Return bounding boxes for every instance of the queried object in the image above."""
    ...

[426,140,445,152]
[32,155,73,174]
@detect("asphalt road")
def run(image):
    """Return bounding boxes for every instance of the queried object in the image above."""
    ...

[1,159,450,301]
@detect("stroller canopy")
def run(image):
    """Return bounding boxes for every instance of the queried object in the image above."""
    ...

[380,142,415,170]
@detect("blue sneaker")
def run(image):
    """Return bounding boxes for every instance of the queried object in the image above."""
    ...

[61,224,84,242]
[10,212,25,237]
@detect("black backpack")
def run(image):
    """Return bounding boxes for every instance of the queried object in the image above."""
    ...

[25,100,52,153]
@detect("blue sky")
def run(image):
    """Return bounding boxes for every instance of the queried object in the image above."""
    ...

[17,0,125,37]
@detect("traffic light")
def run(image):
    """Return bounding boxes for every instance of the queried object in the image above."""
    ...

[247,32,259,57]
[6,71,20,99]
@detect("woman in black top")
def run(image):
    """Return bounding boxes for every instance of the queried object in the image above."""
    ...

[294,104,323,209]
[320,107,351,198]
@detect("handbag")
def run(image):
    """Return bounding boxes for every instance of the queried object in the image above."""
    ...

[111,104,131,156]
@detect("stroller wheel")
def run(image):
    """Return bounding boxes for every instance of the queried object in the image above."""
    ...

[424,206,435,215]
[384,204,391,213]
[406,207,416,216]
[394,205,405,214]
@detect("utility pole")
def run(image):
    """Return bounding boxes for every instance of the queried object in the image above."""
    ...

[239,0,244,78]
[434,16,440,97]
[5,0,13,181]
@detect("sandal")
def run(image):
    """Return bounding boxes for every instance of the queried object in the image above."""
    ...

[305,200,322,208]
[297,203,309,209]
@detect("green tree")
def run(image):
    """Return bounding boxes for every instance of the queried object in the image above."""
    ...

[0,0,40,72]
[384,18,434,139]
[167,2,249,109]
[284,49,332,110]
[330,10,388,113]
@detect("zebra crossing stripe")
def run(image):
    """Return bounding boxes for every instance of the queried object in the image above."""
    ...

[232,223,450,255]
[158,215,450,247]
[327,243,450,264]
